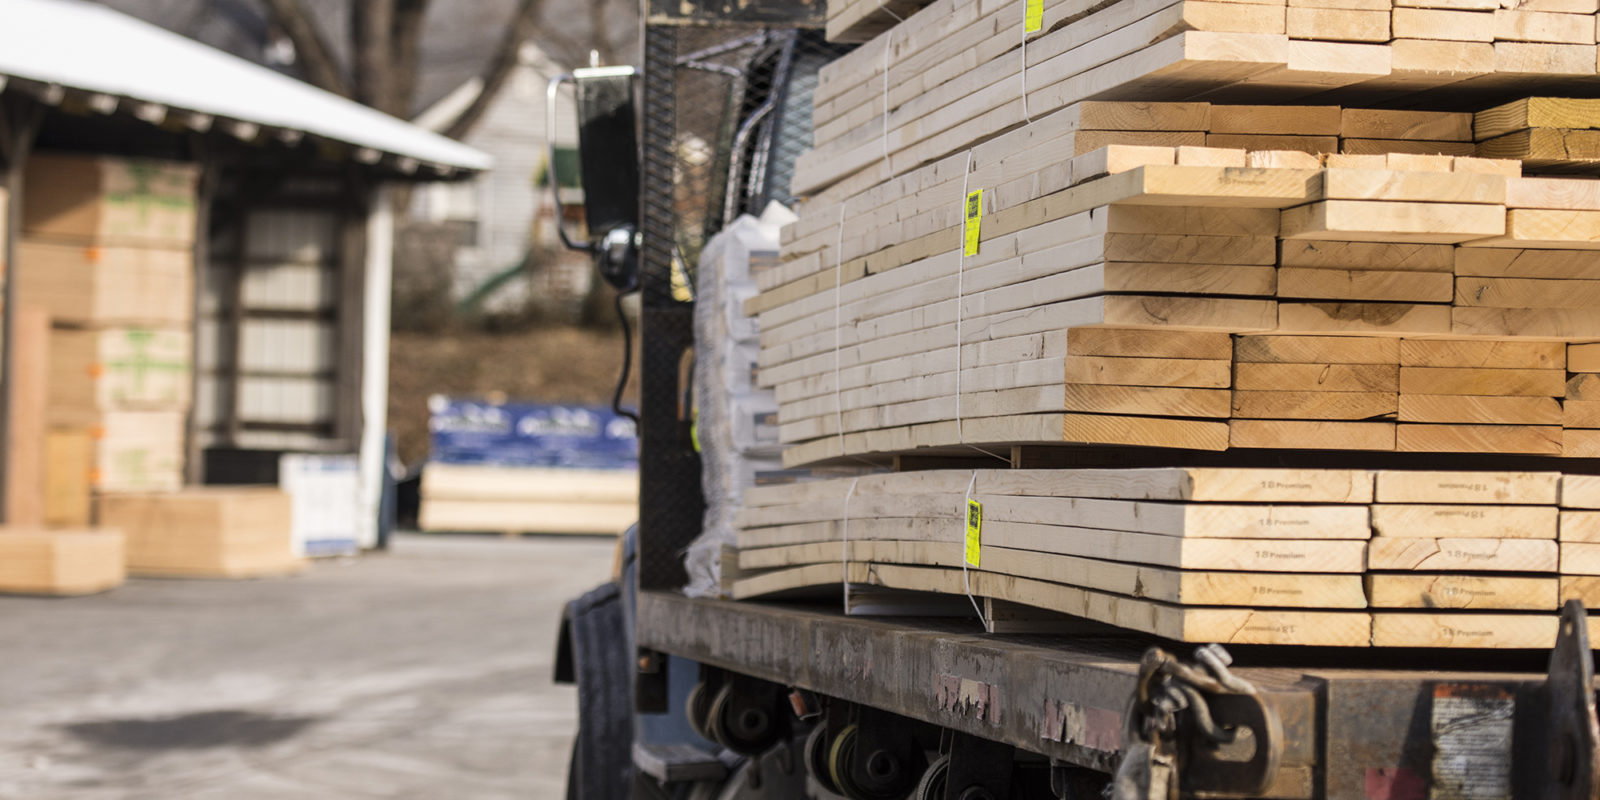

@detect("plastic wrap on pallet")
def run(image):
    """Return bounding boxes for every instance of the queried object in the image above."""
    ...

[427,397,638,469]
[683,205,793,598]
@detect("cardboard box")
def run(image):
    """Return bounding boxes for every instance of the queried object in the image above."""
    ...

[0,528,126,596]
[16,240,192,327]
[50,328,191,425]
[23,154,197,247]
[96,488,300,578]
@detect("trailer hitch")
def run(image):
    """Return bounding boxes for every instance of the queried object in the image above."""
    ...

[1516,600,1600,800]
[1112,644,1282,800]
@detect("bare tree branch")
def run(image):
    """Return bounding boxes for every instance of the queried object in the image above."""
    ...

[443,0,546,140]
[260,0,351,97]
[351,0,397,115]
[389,0,430,118]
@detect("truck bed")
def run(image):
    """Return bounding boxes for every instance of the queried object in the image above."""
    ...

[639,590,1580,798]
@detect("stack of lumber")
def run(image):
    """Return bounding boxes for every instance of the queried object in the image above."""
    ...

[1560,474,1600,609]
[1366,470,1562,647]
[1476,97,1600,171]
[826,0,935,42]
[18,153,196,508]
[733,467,1600,647]
[0,529,125,596]
[733,467,1375,645]
[0,304,127,596]
[418,463,638,536]
[95,488,301,578]
[1567,347,1600,456]
[800,0,1600,198]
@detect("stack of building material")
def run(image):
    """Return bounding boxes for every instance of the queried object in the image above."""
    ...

[0,308,126,596]
[1477,98,1600,170]
[1566,345,1600,456]
[1366,471,1562,647]
[419,399,638,536]
[1560,474,1600,608]
[734,468,1600,646]
[825,0,934,42]
[96,488,301,578]
[18,153,197,508]
[733,467,1374,645]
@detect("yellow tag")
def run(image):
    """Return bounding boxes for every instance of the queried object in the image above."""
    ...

[964,499,983,567]
[962,189,983,257]
[1025,0,1043,33]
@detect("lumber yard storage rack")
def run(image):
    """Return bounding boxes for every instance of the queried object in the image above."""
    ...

[599,2,1600,798]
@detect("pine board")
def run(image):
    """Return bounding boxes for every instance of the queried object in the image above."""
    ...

[1366,536,1558,571]
[1364,573,1558,609]
[1370,504,1558,538]
[1374,470,1562,504]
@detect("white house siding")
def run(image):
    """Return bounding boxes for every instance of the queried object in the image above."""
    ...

[414,44,587,314]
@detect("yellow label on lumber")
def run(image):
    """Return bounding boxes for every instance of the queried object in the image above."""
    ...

[1025,0,1043,32]
[964,499,982,567]
[963,189,982,257]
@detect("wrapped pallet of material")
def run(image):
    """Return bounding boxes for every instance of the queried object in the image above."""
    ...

[683,205,795,598]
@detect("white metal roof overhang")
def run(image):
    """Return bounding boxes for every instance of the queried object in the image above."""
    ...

[0,0,492,178]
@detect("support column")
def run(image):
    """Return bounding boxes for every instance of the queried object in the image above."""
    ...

[356,183,393,550]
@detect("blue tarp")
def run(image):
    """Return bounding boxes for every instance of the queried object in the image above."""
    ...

[428,397,638,470]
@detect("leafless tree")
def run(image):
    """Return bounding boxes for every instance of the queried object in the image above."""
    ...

[259,0,634,138]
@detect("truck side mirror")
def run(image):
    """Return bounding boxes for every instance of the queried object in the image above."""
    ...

[547,66,640,290]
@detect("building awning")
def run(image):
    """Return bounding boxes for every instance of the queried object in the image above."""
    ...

[0,0,492,177]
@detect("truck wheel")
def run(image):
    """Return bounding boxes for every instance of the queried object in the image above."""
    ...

[827,724,913,800]
[706,683,783,756]
[806,724,844,796]
[685,682,713,742]
[910,755,949,800]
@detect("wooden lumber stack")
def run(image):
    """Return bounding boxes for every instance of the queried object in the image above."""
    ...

[1476,98,1600,171]
[1366,470,1562,647]
[0,529,126,596]
[733,467,1375,645]
[95,488,301,578]
[1560,474,1600,608]
[826,0,936,42]
[734,467,1600,646]
[418,463,638,536]
[18,153,197,501]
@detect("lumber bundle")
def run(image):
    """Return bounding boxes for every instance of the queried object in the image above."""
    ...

[733,467,1600,646]
[827,0,936,42]
[418,464,639,536]
[17,153,197,501]
[732,0,1600,648]
[0,528,125,596]
[95,488,300,578]
[733,467,1375,645]
[804,0,1600,197]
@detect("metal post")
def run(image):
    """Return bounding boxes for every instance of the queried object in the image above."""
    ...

[356,183,393,550]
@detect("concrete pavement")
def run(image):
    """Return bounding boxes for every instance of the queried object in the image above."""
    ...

[0,533,619,799]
